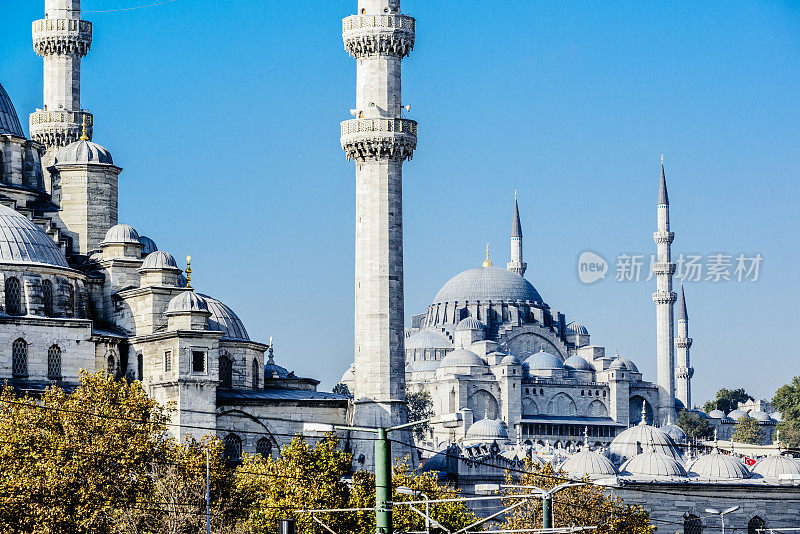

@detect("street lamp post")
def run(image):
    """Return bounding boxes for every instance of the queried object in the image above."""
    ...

[476,482,587,529]
[705,506,740,534]
[397,486,430,534]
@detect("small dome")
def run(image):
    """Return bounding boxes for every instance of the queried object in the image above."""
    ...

[750,411,773,422]
[523,351,564,370]
[140,250,178,270]
[688,452,750,479]
[103,224,140,244]
[166,291,208,314]
[340,364,355,383]
[55,138,114,165]
[500,353,521,365]
[0,204,68,267]
[621,452,687,477]
[138,235,158,255]
[440,348,485,368]
[609,359,629,370]
[618,358,639,372]
[561,450,617,478]
[708,409,726,419]
[609,423,682,465]
[432,266,543,305]
[564,355,594,371]
[405,330,452,350]
[565,321,588,336]
[200,294,250,341]
[456,317,484,332]
[689,409,709,419]
[662,424,688,444]
[465,418,509,443]
[752,455,800,478]
[727,409,749,420]
[0,82,24,137]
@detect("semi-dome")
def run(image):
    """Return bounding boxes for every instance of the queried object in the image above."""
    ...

[688,452,750,479]
[0,82,24,137]
[750,411,773,422]
[751,454,800,478]
[565,321,588,336]
[564,355,594,371]
[55,138,114,165]
[456,317,484,332]
[141,250,178,270]
[620,452,687,477]
[432,266,543,305]
[609,422,682,465]
[199,294,250,341]
[465,418,509,443]
[103,224,139,244]
[406,329,452,349]
[0,204,68,267]
[561,450,617,478]
[166,291,208,314]
[440,348,485,368]
[708,409,726,419]
[523,351,564,370]
[727,409,749,420]
[138,235,158,255]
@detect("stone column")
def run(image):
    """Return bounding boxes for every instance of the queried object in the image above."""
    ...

[341,0,417,470]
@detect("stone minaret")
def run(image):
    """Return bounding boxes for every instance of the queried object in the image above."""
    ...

[675,285,694,410]
[507,191,527,276]
[652,158,677,425]
[340,0,417,467]
[30,0,93,151]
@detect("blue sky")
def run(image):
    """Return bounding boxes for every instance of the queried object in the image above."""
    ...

[4,1,799,406]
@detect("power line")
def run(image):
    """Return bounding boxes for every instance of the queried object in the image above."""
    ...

[84,0,181,13]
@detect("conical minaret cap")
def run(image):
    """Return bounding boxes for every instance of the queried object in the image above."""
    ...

[677,285,688,321]
[511,191,523,238]
[658,158,669,205]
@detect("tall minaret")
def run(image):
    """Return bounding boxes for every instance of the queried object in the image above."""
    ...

[30,0,93,151]
[507,191,527,277]
[675,285,694,410]
[652,157,677,424]
[340,0,416,467]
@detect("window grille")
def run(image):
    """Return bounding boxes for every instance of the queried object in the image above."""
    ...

[256,438,271,459]
[164,350,172,372]
[223,434,242,461]
[12,338,27,377]
[192,351,205,373]
[5,277,24,316]
[42,280,53,317]
[47,345,61,379]
[252,358,260,390]
[219,356,232,388]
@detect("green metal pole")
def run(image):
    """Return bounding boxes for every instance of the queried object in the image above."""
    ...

[375,428,392,534]
[542,494,553,531]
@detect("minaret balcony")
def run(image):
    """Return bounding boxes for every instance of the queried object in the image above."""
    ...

[652,230,675,244]
[342,14,415,58]
[675,337,693,349]
[341,117,417,161]
[676,366,694,379]
[651,290,677,304]
[652,262,676,276]
[33,19,92,57]
[29,110,92,148]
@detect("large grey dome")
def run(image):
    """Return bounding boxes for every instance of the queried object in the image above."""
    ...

[440,348,485,368]
[405,329,452,349]
[433,266,543,304]
[55,139,114,165]
[0,83,24,137]
[199,294,250,341]
[465,418,509,443]
[752,455,800,478]
[523,351,564,370]
[609,422,682,465]
[561,450,617,478]
[688,452,750,479]
[0,205,68,267]
[620,452,687,477]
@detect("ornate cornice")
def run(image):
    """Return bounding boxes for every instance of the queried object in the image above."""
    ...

[675,337,693,349]
[676,366,694,379]
[652,262,676,276]
[32,18,92,57]
[342,14,415,58]
[653,230,675,244]
[652,291,677,304]
[29,110,93,149]
[341,117,417,161]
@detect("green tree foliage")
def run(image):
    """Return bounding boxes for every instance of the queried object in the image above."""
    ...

[332,382,351,396]
[407,389,434,440]
[702,388,753,414]
[732,416,763,444]
[772,376,800,447]
[676,410,714,440]
[501,461,654,534]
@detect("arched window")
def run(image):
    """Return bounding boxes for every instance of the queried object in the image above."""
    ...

[256,438,271,459]
[223,434,242,462]
[748,516,765,534]
[65,285,75,318]
[252,358,260,390]
[12,338,27,377]
[42,280,54,317]
[47,345,61,379]
[137,353,143,380]
[219,355,232,388]
[107,352,116,375]
[5,277,24,316]
[684,514,702,534]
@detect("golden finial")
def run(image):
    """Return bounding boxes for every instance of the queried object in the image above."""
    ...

[79,114,89,141]
[514,188,517,200]
[482,243,493,268]
[185,255,193,290]
[661,153,664,165]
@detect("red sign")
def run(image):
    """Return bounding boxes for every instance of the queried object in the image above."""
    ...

[744,456,756,466]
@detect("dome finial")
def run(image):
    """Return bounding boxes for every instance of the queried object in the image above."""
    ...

[482,243,492,268]
[639,402,647,426]
[79,114,89,141]
[514,188,517,200]
[185,255,193,290]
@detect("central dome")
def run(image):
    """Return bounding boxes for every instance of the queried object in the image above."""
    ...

[433,266,543,305]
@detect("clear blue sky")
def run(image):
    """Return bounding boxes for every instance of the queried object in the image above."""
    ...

[4,1,799,407]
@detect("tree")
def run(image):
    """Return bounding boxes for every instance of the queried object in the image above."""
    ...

[732,416,763,444]
[501,461,654,534]
[702,388,753,414]
[772,376,800,447]
[332,382,351,396]
[407,389,434,441]
[676,410,714,440]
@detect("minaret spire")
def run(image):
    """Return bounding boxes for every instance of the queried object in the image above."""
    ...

[675,284,694,409]
[507,190,527,277]
[652,156,677,424]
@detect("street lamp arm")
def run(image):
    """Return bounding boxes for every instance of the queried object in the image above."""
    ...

[452,498,529,534]
[387,418,431,432]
